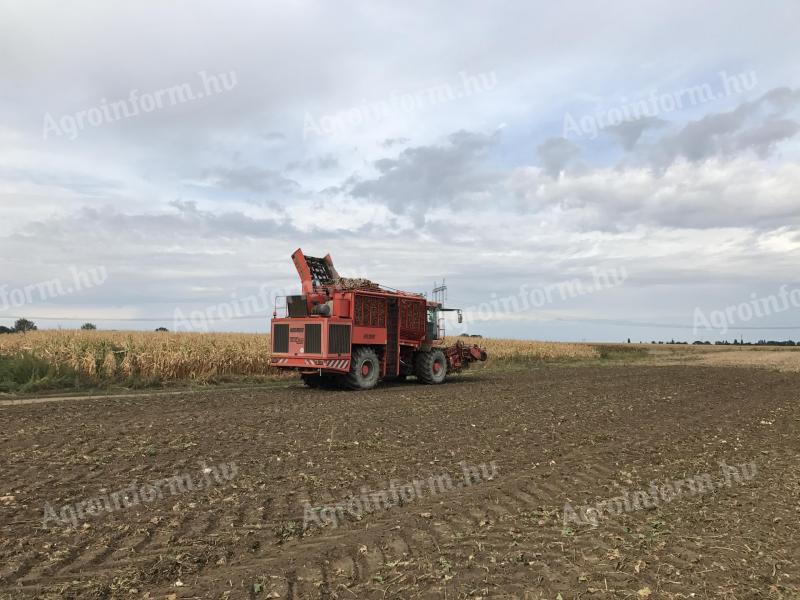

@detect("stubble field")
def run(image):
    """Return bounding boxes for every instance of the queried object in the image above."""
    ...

[1,356,798,599]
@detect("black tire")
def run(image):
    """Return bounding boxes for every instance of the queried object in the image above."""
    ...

[414,349,447,384]
[302,374,341,390]
[301,374,321,388]
[343,347,380,390]
[319,375,343,390]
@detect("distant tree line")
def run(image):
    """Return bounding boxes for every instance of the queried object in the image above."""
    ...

[1,320,99,333]
[631,338,800,347]
[1,320,172,334]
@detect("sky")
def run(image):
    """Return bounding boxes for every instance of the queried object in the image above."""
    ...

[1,1,799,342]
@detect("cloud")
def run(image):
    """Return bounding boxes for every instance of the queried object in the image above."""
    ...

[733,118,800,158]
[605,116,667,151]
[260,131,286,142]
[381,137,410,148]
[507,157,800,232]
[349,130,500,223]
[17,200,296,242]
[203,165,300,195]
[648,87,800,167]
[536,137,581,177]
[285,154,339,171]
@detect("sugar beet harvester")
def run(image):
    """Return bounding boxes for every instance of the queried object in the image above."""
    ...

[270,249,487,390]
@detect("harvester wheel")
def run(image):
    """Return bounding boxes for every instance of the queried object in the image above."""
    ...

[302,374,341,389]
[415,349,447,384]
[301,374,321,388]
[319,375,343,390]
[343,347,380,390]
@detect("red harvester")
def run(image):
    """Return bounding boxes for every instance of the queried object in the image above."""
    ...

[270,249,487,389]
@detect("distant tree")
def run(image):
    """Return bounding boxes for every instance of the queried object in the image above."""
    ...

[13,318,37,332]
[155,327,169,332]
[0,325,13,334]
[81,323,97,330]
[627,338,631,344]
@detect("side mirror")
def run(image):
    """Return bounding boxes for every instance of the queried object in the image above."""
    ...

[457,310,463,324]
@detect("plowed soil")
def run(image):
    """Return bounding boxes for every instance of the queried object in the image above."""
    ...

[1,364,798,599]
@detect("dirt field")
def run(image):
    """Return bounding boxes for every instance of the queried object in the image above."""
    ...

[1,363,798,599]
[654,345,800,372]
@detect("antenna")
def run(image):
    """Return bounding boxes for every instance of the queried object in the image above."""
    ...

[432,279,447,305]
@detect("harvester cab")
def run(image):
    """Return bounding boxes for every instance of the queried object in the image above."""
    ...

[270,249,487,390]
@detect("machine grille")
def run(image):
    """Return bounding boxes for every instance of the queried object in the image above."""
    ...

[354,294,387,327]
[304,323,322,354]
[328,324,351,354]
[399,298,426,339]
[273,324,289,353]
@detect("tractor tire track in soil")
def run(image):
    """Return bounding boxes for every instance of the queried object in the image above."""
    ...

[0,365,798,598]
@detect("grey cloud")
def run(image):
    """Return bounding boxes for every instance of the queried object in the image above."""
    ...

[734,118,800,157]
[0,167,123,196]
[204,165,300,194]
[760,86,800,114]
[261,132,286,142]
[507,158,800,232]
[285,154,339,171]
[381,137,410,148]
[605,116,667,151]
[349,130,500,223]
[19,201,296,241]
[536,137,581,177]
[649,87,800,167]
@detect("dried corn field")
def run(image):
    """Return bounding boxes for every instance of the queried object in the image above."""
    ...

[0,331,602,388]
[0,330,277,384]
[454,337,600,361]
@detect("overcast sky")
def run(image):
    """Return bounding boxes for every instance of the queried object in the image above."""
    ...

[1,1,799,341]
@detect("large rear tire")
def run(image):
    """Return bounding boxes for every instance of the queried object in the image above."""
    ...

[302,373,342,390]
[301,374,321,388]
[343,347,380,390]
[414,349,447,384]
